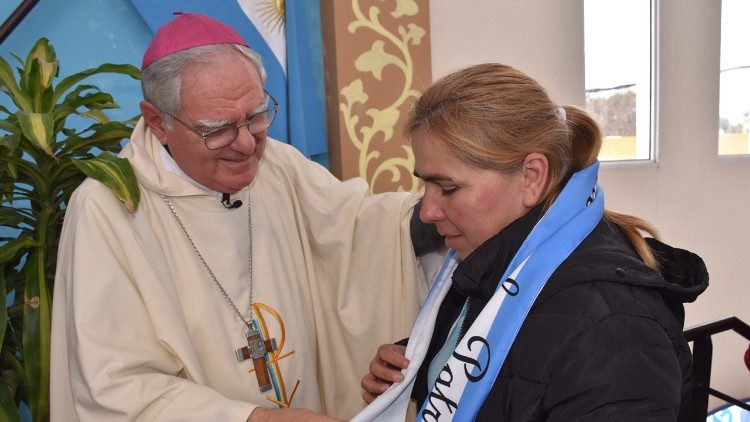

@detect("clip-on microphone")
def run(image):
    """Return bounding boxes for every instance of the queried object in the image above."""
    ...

[221,193,243,209]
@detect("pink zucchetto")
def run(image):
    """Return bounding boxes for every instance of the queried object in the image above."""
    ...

[141,12,249,70]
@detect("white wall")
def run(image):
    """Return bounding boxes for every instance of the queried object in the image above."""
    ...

[430,0,749,409]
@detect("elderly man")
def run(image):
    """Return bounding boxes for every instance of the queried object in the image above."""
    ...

[50,13,439,421]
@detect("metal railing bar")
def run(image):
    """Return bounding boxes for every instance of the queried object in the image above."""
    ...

[684,316,750,342]
[709,388,750,412]
[0,0,40,44]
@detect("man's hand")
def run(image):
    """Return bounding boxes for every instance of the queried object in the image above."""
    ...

[248,407,343,421]
[361,344,409,404]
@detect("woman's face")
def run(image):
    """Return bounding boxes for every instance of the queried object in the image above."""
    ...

[413,129,532,260]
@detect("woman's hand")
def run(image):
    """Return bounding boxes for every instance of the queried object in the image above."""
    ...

[360,344,409,404]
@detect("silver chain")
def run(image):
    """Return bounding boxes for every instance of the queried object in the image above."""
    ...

[161,194,254,330]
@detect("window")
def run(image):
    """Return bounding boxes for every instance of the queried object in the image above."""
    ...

[718,0,750,156]
[584,0,655,162]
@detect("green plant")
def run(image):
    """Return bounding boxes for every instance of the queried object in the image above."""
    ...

[0,38,141,421]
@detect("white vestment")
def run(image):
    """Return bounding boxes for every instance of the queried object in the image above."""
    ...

[50,118,431,421]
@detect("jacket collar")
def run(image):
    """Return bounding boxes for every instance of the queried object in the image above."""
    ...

[451,204,545,298]
[641,237,708,303]
[531,219,709,307]
[450,206,709,306]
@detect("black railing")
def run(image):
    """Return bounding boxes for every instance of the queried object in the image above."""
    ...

[0,0,39,44]
[684,316,750,421]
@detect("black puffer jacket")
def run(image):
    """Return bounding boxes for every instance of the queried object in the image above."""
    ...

[411,206,708,421]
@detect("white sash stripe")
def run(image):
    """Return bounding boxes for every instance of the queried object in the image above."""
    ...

[352,253,459,421]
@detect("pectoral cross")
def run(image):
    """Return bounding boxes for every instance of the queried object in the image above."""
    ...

[235,327,278,392]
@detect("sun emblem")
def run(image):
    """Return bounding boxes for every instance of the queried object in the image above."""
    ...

[257,0,286,34]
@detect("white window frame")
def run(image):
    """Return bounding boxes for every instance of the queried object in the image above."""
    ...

[584,0,659,166]
[717,0,750,158]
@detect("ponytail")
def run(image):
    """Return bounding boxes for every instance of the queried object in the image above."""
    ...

[563,105,602,173]
[561,105,659,271]
[604,210,660,271]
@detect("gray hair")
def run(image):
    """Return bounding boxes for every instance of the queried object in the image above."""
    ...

[141,44,267,127]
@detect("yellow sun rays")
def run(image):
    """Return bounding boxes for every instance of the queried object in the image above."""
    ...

[257,0,285,34]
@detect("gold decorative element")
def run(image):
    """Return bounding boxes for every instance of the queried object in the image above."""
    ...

[392,0,419,18]
[339,0,426,192]
[251,302,299,407]
[257,0,286,34]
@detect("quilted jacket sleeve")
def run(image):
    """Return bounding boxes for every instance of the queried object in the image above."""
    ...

[543,314,683,421]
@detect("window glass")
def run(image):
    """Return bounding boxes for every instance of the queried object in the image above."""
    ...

[584,0,654,161]
[718,0,750,156]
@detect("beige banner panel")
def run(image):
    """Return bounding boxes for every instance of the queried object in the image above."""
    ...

[321,0,431,193]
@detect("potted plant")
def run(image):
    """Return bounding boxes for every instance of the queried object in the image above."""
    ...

[0,38,141,421]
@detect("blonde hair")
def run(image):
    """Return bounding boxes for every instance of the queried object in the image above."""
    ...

[407,63,660,270]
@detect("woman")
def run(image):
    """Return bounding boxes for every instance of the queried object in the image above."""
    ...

[357,63,708,421]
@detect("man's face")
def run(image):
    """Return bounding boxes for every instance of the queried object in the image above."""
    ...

[160,54,268,194]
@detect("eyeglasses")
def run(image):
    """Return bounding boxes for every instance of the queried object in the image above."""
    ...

[166,91,279,150]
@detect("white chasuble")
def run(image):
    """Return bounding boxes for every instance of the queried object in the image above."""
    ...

[50,118,433,421]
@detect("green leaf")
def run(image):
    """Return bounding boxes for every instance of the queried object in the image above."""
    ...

[61,121,132,155]
[0,269,8,363]
[0,134,20,180]
[78,110,109,124]
[62,92,116,112]
[0,119,19,134]
[22,59,52,112]
[53,92,118,128]
[0,382,21,422]
[71,152,140,212]
[0,147,45,187]
[0,56,32,112]
[61,84,97,101]
[51,63,140,107]
[0,268,10,421]
[0,234,36,264]
[22,38,57,92]
[3,269,24,301]
[2,132,21,151]
[53,85,97,119]
[123,114,141,126]
[22,251,51,420]
[9,53,23,67]
[16,112,54,156]
[0,208,24,227]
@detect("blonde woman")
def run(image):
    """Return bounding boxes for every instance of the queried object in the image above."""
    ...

[358,63,708,421]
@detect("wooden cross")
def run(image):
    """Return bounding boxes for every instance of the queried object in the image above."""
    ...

[235,327,278,392]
